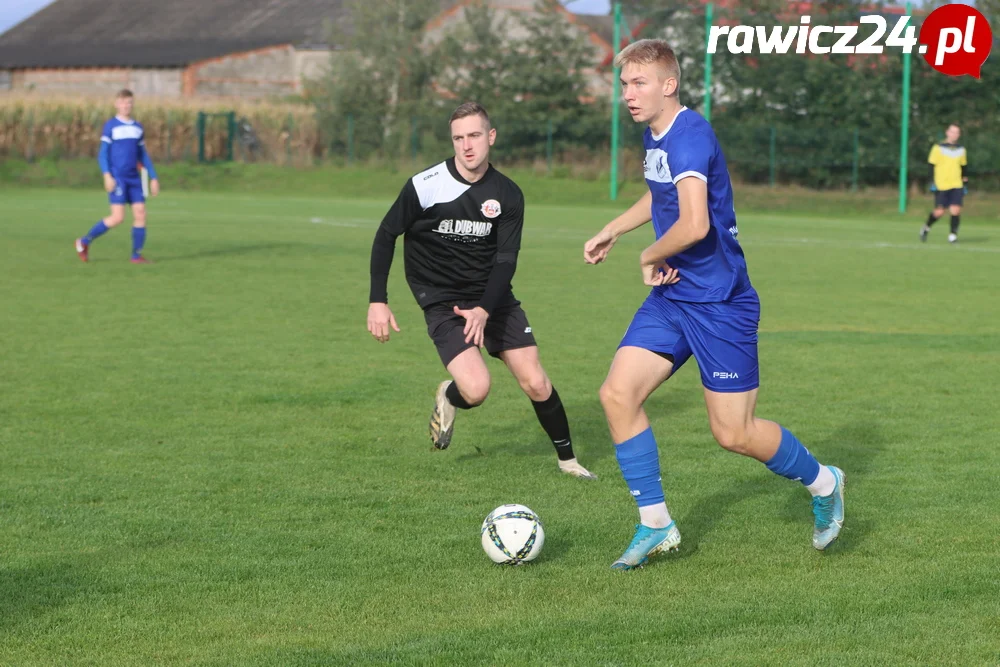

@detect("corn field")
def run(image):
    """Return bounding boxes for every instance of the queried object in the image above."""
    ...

[0,95,321,166]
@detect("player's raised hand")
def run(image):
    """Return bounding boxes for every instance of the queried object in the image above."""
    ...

[453,305,488,348]
[150,179,160,197]
[367,302,400,343]
[103,173,116,193]
[584,228,617,264]
[641,257,680,287]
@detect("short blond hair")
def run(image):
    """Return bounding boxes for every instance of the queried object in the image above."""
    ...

[614,39,681,92]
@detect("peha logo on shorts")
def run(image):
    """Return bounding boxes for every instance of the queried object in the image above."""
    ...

[434,219,493,237]
[713,372,740,379]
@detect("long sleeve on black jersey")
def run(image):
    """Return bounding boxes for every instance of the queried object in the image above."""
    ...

[370,180,421,303]
[478,189,524,314]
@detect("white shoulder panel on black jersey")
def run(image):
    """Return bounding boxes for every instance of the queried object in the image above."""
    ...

[411,161,471,211]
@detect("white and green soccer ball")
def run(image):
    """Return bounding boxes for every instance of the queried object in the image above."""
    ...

[480,504,545,565]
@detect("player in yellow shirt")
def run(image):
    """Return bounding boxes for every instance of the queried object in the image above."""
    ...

[920,123,967,244]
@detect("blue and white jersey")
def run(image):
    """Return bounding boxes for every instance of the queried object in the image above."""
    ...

[644,107,750,302]
[100,116,153,182]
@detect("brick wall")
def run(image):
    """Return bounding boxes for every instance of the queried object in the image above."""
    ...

[3,46,334,98]
[7,68,182,96]
[188,46,298,97]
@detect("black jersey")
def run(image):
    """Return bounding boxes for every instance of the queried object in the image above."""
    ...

[369,157,524,313]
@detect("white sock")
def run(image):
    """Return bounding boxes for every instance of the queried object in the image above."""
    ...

[806,465,836,497]
[639,502,672,529]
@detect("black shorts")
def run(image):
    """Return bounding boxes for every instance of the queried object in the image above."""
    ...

[934,188,964,208]
[423,300,537,367]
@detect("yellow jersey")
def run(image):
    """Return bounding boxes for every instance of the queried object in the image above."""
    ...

[928,142,967,191]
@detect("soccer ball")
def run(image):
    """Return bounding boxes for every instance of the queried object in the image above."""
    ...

[480,504,545,565]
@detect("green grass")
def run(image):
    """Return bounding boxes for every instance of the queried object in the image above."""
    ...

[1,184,999,665]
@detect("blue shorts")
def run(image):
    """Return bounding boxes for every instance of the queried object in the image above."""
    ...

[619,287,760,393]
[109,179,145,205]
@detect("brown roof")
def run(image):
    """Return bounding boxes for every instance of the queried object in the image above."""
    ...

[0,0,349,68]
[0,0,620,70]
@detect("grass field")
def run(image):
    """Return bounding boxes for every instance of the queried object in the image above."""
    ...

[1,180,998,665]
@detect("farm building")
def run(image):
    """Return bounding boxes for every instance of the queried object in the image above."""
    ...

[0,0,346,97]
[0,0,618,98]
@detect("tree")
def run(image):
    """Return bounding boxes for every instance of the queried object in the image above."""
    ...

[435,0,602,162]
[434,1,516,115]
[308,0,440,159]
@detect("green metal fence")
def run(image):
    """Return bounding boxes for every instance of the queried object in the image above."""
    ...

[4,107,998,192]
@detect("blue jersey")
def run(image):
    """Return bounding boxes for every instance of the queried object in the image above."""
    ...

[100,116,155,182]
[643,107,750,302]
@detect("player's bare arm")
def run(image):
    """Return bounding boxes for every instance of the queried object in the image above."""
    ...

[638,177,710,268]
[584,190,653,264]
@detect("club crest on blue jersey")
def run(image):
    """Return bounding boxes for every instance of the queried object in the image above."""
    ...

[656,154,668,179]
[643,148,672,184]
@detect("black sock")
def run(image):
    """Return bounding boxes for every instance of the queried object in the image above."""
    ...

[531,386,575,461]
[926,212,941,227]
[950,215,960,235]
[445,381,474,410]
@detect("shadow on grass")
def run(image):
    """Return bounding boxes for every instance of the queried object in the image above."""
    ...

[675,420,885,558]
[0,560,83,632]
[156,242,301,261]
[784,419,885,554]
[452,385,704,468]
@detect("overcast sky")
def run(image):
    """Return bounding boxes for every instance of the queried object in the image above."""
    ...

[0,0,613,37]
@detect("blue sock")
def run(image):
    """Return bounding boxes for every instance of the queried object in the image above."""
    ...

[131,226,146,258]
[82,221,108,244]
[615,427,665,507]
[765,427,820,486]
